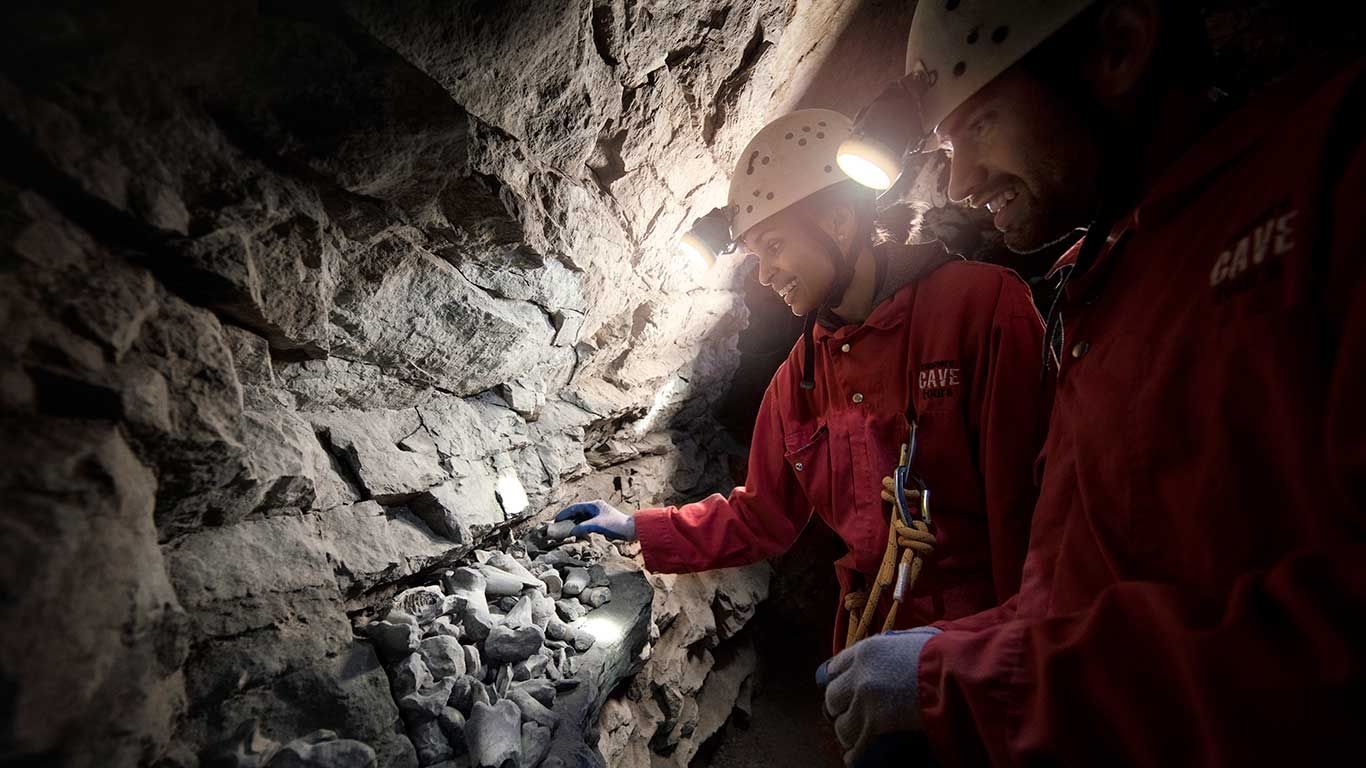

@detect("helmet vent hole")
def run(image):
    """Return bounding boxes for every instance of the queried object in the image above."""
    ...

[816,132,825,139]
[953,61,967,77]
[945,0,960,10]
[966,28,979,44]
[798,138,808,146]
[818,121,827,127]
[753,190,760,197]
[766,192,775,200]
[802,126,811,132]
[992,25,1010,43]
[785,132,794,140]
[746,205,754,213]
[824,165,833,173]
[762,156,771,165]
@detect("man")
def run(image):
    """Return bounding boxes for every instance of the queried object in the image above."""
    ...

[558,109,1050,655]
[821,0,1366,764]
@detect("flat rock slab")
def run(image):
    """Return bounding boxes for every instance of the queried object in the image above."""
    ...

[540,565,652,768]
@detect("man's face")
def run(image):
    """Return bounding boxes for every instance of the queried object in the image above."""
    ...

[742,208,838,317]
[935,65,1102,253]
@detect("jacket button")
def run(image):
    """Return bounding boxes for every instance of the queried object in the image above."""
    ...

[1071,341,1089,359]
[851,393,864,404]
[794,462,804,472]
[840,343,850,353]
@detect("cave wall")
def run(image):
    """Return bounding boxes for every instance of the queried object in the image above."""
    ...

[0,1,869,766]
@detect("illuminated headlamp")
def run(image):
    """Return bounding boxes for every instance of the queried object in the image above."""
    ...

[677,207,735,270]
[836,77,925,191]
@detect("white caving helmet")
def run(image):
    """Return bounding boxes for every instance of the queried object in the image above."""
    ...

[727,108,857,240]
[726,108,870,390]
[907,0,1098,135]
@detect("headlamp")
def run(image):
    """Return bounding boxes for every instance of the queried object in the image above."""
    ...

[836,77,925,191]
[677,207,734,270]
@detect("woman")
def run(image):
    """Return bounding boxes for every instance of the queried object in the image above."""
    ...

[558,109,1049,650]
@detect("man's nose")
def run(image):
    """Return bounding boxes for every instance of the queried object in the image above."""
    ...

[946,143,986,205]
[756,254,776,286]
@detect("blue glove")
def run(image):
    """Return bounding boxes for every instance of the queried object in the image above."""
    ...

[820,627,942,765]
[554,500,637,541]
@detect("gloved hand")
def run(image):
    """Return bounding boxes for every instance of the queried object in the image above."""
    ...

[818,627,942,765]
[554,500,637,541]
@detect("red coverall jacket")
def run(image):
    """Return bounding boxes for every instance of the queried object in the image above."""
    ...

[635,256,1051,651]
[920,60,1366,765]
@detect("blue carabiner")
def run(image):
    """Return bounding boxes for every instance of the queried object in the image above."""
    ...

[894,422,932,527]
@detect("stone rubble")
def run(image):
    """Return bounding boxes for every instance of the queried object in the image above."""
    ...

[364,522,651,767]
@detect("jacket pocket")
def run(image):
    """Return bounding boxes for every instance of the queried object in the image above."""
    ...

[784,420,831,511]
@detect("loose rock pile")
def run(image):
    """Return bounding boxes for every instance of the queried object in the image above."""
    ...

[363,526,630,768]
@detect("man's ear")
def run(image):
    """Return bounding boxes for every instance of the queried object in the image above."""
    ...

[1088,0,1160,103]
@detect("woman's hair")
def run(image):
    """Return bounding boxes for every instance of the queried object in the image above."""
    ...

[794,179,925,250]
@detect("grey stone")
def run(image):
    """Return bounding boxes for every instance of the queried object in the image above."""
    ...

[465,700,522,768]
[399,678,456,723]
[268,730,378,768]
[554,599,588,623]
[521,722,553,768]
[536,570,563,599]
[503,595,534,629]
[513,679,556,709]
[509,685,557,729]
[368,620,420,663]
[511,653,549,682]
[436,707,467,751]
[410,719,453,767]
[579,586,611,609]
[418,635,468,680]
[474,563,539,596]
[483,624,545,664]
[391,653,434,698]
[462,645,483,682]
[561,568,589,597]
[426,616,463,641]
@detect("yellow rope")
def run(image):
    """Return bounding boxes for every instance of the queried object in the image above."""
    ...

[844,478,936,646]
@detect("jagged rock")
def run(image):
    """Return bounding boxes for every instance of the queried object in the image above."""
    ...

[427,616,463,641]
[418,636,468,680]
[508,686,557,729]
[463,645,483,681]
[399,678,457,722]
[554,599,588,623]
[522,722,553,768]
[476,564,536,597]
[579,586,611,609]
[465,700,522,768]
[545,520,575,541]
[201,720,281,768]
[391,654,434,698]
[267,730,378,768]
[368,620,421,662]
[529,594,556,630]
[511,653,550,682]
[311,412,446,503]
[536,570,563,598]
[410,719,454,767]
[561,568,589,597]
[514,679,556,709]
[503,595,535,629]
[484,624,545,664]
[436,708,467,752]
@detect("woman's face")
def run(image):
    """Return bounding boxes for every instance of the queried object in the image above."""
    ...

[741,206,845,317]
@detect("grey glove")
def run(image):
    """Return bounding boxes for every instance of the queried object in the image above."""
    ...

[821,627,942,765]
[553,500,637,541]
